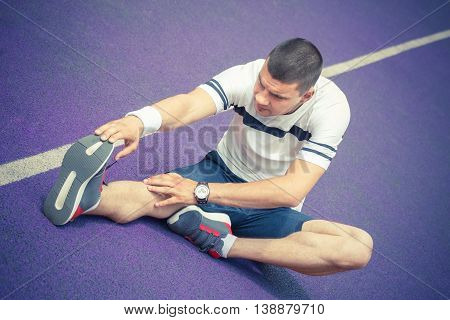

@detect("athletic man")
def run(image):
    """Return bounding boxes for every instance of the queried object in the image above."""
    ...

[44,38,373,276]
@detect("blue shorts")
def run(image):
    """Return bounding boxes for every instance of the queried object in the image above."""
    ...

[169,150,313,238]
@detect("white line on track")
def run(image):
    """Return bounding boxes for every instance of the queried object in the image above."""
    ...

[1,29,449,187]
[322,29,450,77]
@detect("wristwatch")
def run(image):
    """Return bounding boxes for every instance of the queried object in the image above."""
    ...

[194,182,210,204]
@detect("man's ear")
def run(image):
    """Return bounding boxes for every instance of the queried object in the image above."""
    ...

[300,88,315,103]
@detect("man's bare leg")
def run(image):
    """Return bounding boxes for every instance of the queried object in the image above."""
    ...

[228,220,373,276]
[84,183,373,276]
[84,180,185,223]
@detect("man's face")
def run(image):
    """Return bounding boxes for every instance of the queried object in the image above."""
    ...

[253,61,314,117]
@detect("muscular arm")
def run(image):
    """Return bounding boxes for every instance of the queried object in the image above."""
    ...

[95,87,219,160]
[152,88,218,131]
[208,159,325,209]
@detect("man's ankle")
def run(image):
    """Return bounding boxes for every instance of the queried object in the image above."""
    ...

[220,234,237,258]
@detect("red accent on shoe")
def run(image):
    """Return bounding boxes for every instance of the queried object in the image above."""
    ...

[99,170,107,192]
[71,205,85,221]
[225,223,233,235]
[208,249,221,259]
[185,236,194,244]
[199,224,219,236]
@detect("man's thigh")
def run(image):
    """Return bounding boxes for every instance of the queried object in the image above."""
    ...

[231,207,314,238]
[168,151,237,184]
[302,219,373,245]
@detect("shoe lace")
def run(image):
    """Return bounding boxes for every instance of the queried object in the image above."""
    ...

[198,233,220,253]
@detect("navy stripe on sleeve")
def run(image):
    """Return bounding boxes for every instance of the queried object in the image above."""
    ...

[307,140,337,152]
[301,148,333,161]
[205,81,227,109]
[210,79,229,109]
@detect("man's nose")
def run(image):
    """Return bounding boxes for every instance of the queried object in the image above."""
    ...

[255,90,269,106]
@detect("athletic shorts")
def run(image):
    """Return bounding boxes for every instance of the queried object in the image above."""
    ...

[168,150,313,238]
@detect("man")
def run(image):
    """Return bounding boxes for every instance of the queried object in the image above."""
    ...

[44,38,373,276]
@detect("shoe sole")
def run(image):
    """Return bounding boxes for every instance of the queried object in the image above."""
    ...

[44,135,114,225]
[167,205,231,226]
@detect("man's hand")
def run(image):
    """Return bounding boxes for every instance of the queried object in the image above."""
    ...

[94,116,144,160]
[143,172,197,207]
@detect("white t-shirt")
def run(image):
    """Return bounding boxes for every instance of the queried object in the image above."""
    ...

[198,59,350,211]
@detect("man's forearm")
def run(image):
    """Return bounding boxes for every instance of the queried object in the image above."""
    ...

[151,88,217,132]
[153,94,193,131]
[208,176,303,209]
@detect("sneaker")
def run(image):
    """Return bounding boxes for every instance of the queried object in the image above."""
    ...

[167,205,233,259]
[44,134,114,225]
[69,163,110,222]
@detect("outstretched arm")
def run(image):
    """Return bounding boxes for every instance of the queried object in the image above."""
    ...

[153,87,218,131]
[94,87,217,159]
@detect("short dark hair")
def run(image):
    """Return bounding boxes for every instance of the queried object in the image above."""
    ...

[267,38,323,94]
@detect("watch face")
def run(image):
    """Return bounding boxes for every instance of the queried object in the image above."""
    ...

[195,185,209,199]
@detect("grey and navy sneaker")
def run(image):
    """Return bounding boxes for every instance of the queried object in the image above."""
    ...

[44,134,115,225]
[167,205,234,259]
[70,162,112,221]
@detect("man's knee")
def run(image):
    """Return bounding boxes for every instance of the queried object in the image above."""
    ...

[103,181,173,222]
[337,230,373,270]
